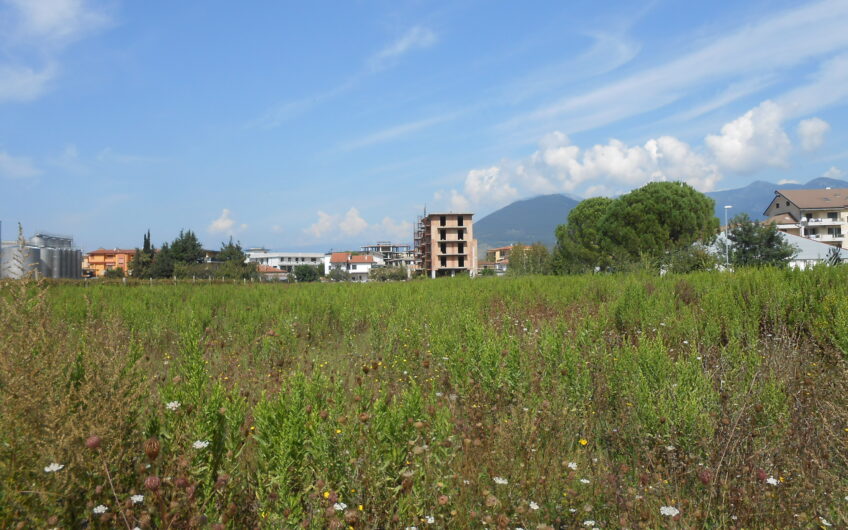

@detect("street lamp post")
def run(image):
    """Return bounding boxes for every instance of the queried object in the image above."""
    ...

[724,205,733,266]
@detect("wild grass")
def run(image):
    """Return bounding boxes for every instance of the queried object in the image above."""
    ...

[0,268,846,528]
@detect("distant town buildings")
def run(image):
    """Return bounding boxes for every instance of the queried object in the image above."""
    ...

[765,188,848,249]
[84,248,136,277]
[1,231,82,279]
[360,242,415,269]
[245,248,325,272]
[415,213,478,278]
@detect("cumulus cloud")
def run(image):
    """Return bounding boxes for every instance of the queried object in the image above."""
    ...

[305,208,413,242]
[823,166,845,179]
[705,100,791,173]
[0,150,40,178]
[208,209,246,235]
[778,178,800,185]
[339,207,368,236]
[797,117,830,151]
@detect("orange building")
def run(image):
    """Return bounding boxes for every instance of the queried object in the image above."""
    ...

[84,248,137,277]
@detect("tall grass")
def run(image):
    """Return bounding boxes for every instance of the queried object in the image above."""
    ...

[1,268,846,528]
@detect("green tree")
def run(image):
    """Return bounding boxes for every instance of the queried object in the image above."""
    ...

[723,213,796,267]
[219,237,247,263]
[369,266,407,281]
[552,197,616,273]
[601,181,719,262]
[170,229,204,264]
[103,267,125,279]
[130,230,155,277]
[507,243,550,275]
[292,264,321,282]
[149,243,174,278]
[327,268,352,282]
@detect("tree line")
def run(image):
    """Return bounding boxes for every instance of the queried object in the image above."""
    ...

[128,230,258,279]
[502,181,797,276]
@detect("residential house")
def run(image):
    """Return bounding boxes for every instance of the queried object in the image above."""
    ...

[360,242,415,269]
[85,248,136,277]
[245,248,325,272]
[256,264,287,281]
[325,252,385,281]
[482,244,531,275]
[414,213,478,278]
[764,188,848,249]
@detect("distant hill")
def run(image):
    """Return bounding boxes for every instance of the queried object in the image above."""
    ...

[706,177,848,222]
[474,177,848,249]
[474,194,579,249]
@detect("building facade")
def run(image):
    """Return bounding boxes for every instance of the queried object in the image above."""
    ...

[360,242,415,269]
[764,188,848,249]
[415,213,478,278]
[85,248,136,277]
[325,252,385,281]
[245,248,325,272]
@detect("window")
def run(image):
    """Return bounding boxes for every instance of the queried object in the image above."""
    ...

[458,256,465,268]
[458,229,464,241]
[439,229,446,240]
[458,243,465,254]
[440,256,446,267]
[458,215,464,226]
[440,242,447,253]
[439,215,446,226]
[828,227,842,237]
[786,201,790,207]
[828,212,838,220]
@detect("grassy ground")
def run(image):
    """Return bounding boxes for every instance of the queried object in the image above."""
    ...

[1,269,847,528]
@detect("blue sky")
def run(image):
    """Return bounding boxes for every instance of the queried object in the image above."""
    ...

[3,0,848,251]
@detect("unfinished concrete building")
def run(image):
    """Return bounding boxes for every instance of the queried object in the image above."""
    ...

[415,213,478,278]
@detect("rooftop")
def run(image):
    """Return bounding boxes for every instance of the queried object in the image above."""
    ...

[777,188,848,209]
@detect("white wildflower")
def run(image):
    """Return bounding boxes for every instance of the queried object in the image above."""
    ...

[333,502,347,511]
[567,462,578,470]
[766,476,778,486]
[405,527,418,530]
[166,401,181,411]
[93,505,108,514]
[579,478,590,484]
[660,506,679,517]
[192,440,210,449]
[529,501,539,510]
[569,508,577,513]
[130,494,144,504]
[583,521,595,527]
[493,477,508,485]
[425,515,435,524]
[44,463,64,473]
[820,517,832,527]
[665,445,675,451]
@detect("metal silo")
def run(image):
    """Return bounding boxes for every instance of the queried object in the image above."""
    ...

[24,247,41,279]
[73,249,82,278]
[40,247,53,278]
[52,247,61,279]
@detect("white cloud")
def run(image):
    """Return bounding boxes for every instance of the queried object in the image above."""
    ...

[208,209,246,235]
[306,211,337,238]
[0,0,110,102]
[370,26,437,71]
[505,0,848,136]
[339,207,368,236]
[823,166,845,179]
[0,150,40,178]
[705,100,791,173]
[797,117,830,151]
[375,217,412,241]
[777,178,800,185]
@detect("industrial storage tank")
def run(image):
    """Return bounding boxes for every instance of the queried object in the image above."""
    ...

[23,247,41,279]
[62,249,71,278]
[40,247,53,278]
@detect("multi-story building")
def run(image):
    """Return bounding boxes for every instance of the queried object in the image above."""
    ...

[764,188,848,249]
[325,252,385,282]
[245,248,325,272]
[84,248,137,277]
[415,213,478,278]
[360,242,415,269]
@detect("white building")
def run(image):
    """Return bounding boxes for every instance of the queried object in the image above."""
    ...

[245,248,325,272]
[325,252,385,282]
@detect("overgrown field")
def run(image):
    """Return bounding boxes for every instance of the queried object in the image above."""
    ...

[1,270,847,528]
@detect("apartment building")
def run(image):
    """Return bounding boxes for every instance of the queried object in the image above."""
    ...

[415,213,478,278]
[245,248,325,272]
[85,248,136,277]
[764,188,848,249]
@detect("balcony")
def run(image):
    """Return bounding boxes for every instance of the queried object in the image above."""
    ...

[810,233,844,241]
[803,217,843,226]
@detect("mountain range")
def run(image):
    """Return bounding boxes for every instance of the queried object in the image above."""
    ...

[474,177,848,250]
